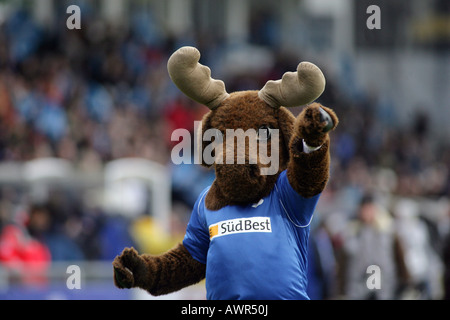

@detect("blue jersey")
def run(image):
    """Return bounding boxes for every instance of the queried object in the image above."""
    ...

[183,170,320,300]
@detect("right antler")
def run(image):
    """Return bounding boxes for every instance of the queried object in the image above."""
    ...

[167,46,230,110]
[258,61,326,108]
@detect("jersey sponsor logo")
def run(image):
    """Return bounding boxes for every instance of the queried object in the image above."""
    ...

[209,217,272,240]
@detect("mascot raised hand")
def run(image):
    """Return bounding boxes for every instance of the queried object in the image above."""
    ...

[113,46,338,300]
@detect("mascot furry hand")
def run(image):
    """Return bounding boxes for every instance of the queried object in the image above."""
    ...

[113,46,338,300]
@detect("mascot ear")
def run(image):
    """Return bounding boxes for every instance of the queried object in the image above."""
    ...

[196,111,214,168]
[277,107,296,168]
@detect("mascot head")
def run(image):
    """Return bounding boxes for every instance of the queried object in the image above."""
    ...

[168,46,326,209]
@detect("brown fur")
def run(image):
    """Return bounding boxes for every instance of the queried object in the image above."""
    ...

[203,91,286,209]
[113,243,206,295]
[286,103,339,198]
[113,91,338,297]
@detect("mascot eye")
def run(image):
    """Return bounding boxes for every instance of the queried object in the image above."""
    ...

[257,125,272,141]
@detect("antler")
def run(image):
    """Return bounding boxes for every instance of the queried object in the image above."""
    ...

[258,61,326,108]
[167,46,230,110]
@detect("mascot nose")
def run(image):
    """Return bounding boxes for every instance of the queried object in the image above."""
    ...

[217,142,258,166]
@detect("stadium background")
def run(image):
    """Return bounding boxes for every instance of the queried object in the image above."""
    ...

[0,0,449,300]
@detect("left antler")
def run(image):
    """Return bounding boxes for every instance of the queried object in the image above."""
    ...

[167,46,229,110]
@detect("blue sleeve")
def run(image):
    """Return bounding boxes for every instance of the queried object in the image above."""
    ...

[182,188,210,264]
[275,170,320,227]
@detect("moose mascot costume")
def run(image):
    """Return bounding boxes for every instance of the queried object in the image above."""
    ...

[113,46,338,300]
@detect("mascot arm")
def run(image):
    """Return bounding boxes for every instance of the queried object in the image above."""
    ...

[113,243,206,296]
[286,103,338,198]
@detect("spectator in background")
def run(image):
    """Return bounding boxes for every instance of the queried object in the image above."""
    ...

[27,203,85,262]
[340,194,409,299]
[0,198,51,284]
[393,198,444,299]
[442,204,450,300]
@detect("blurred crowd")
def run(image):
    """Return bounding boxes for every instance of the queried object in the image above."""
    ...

[0,7,449,299]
